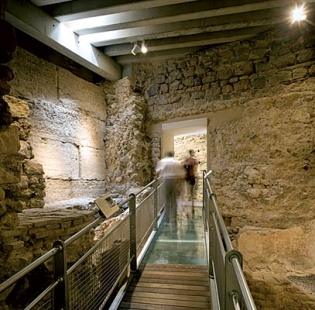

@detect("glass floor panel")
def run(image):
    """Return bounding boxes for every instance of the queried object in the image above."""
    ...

[142,202,207,265]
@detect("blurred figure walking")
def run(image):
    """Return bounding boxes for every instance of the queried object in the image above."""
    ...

[184,149,198,213]
[156,151,185,224]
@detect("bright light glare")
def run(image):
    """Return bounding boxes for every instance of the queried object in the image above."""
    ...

[141,42,147,54]
[292,5,307,22]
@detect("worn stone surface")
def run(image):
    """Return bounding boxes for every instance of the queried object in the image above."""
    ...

[134,23,315,231]
[9,48,107,204]
[3,95,29,118]
[0,125,20,154]
[237,222,315,309]
[133,23,315,309]
[102,77,152,197]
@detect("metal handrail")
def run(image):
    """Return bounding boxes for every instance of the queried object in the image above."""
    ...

[0,178,164,310]
[0,246,61,293]
[203,169,257,310]
[232,258,256,309]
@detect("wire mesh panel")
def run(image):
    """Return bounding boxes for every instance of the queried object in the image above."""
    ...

[68,217,130,310]
[136,192,155,256]
[32,294,53,310]
[2,261,55,310]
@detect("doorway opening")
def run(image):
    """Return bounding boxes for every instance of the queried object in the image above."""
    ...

[161,118,207,202]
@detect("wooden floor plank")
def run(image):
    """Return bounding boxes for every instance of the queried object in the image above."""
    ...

[127,285,210,296]
[119,302,207,310]
[117,263,211,309]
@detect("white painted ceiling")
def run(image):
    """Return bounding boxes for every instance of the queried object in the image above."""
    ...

[5,0,315,81]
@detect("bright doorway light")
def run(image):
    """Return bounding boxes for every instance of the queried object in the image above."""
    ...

[292,4,307,22]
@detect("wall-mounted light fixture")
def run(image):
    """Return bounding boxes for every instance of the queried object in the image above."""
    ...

[131,42,139,55]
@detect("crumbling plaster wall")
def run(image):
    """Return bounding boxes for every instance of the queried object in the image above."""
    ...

[133,23,315,309]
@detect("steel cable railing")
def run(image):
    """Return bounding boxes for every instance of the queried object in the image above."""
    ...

[203,169,257,310]
[0,179,166,310]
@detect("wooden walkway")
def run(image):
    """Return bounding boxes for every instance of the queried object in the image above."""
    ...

[118,263,211,309]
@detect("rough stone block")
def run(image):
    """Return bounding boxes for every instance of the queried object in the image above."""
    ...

[30,139,79,179]
[58,67,106,120]
[3,241,24,251]
[297,48,315,63]
[0,211,19,228]
[3,95,29,118]
[9,49,57,101]
[0,156,22,185]
[0,125,20,154]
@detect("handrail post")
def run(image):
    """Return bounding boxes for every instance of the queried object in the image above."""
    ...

[129,193,137,274]
[153,179,158,230]
[53,240,68,310]
[225,249,243,310]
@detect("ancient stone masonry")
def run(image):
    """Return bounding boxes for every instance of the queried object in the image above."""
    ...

[0,7,54,309]
[132,22,315,309]
[0,4,314,307]
[3,95,45,210]
[102,77,152,197]
[8,47,107,205]
[133,22,315,230]
[238,220,315,309]
[134,23,315,124]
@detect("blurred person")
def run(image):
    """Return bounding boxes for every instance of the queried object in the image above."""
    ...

[156,151,185,223]
[184,149,198,213]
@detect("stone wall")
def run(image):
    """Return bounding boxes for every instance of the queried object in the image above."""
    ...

[8,47,107,205]
[102,77,152,196]
[133,22,315,309]
[238,221,315,309]
[134,23,315,230]
[3,95,46,210]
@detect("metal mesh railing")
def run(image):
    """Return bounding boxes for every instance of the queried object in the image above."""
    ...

[136,191,155,257]
[68,217,131,310]
[0,179,165,310]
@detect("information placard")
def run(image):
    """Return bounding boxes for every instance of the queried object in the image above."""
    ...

[95,194,120,218]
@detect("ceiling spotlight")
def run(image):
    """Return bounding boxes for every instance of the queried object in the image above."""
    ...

[141,41,147,54]
[131,42,139,55]
[292,4,307,22]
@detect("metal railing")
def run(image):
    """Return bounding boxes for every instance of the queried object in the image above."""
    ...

[0,179,166,310]
[203,170,257,310]
[1,172,257,310]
